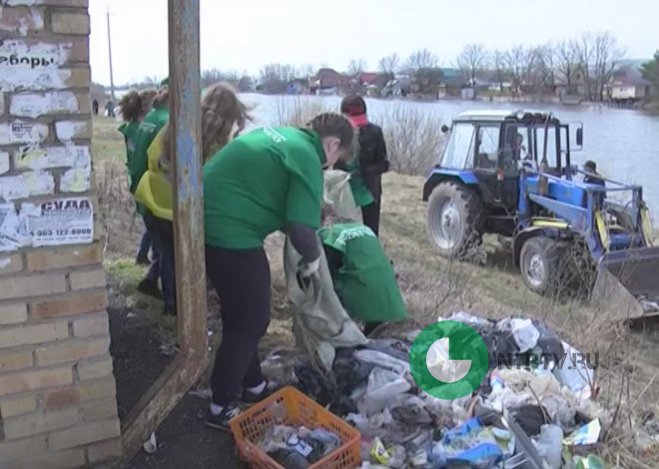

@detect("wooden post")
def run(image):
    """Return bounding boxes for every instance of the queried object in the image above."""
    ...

[121,0,208,459]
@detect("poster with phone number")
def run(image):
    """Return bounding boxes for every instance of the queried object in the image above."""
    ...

[25,197,93,247]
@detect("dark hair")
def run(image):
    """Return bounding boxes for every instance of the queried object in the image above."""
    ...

[152,88,169,109]
[138,89,158,118]
[340,95,367,116]
[118,90,143,122]
[585,160,597,171]
[307,113,355,150]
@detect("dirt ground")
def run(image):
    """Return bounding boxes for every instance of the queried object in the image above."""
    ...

[92,116,659,468]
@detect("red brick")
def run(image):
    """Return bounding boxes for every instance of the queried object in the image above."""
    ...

[0,273,67,301]
[87,437,122,463]
[0,367,72,397]
[72,314,109,338]
[0,254,23,276]
[0,321,69,348]
[69,268,106,291]
[0,349,33,373]
[0,303,28,325]
[26,244,102,272]
[49,418,120,451]
[30,291,108,320]
[2,408,79,441]
[43,387,80,411]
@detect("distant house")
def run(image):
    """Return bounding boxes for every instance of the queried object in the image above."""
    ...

[555,65,592,100]
[437,68,467,97]
[287,79,309,95]
[309,68,348,95]
[606,61,652,104]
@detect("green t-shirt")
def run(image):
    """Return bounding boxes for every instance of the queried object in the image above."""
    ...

[118,121,140,189]
[204,127,326,249]
[319,222,407,323]
[130,106,169,195]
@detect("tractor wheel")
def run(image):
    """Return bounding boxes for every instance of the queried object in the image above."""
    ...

[519,237,566,296]
[426,181,483,259]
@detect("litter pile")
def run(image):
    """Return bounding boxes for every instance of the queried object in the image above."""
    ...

[639,295,659,313]
[260,312,611,468]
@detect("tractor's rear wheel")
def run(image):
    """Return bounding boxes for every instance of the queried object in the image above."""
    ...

[519,237,566,295]
[426,181,483,259]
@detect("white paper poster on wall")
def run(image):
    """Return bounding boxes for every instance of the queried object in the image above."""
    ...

[0,171,54,201]
[23,197,93,247]
[10,91,79,118]
[0,203,28,252]
[0,152,9,175]
[0,121,49,145]
[0,39,72,91]
[60,166,91,193]
[14,145,90,170]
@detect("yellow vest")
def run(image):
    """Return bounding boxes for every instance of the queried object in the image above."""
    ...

[134,128,174,221]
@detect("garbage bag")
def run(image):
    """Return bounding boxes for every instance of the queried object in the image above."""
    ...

[510,318,540,353]
[534,424,563,469]
[553,341,595,399]
[363,338,411,362]
[360,367,411,415]
[323,169,363,223]
[284,236,367,372]
[354,349,410,376]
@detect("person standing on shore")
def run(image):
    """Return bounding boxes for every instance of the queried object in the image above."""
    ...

[338,95,389,236]
[202,113,355,430]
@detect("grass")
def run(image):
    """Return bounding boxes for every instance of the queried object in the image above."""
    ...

[92,110,659,467]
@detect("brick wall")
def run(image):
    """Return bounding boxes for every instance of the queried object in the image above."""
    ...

[0,1,122,467]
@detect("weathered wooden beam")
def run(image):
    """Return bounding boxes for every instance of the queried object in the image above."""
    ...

[121,0,208,460]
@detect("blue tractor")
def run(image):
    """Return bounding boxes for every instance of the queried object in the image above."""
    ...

[423,110,658,313]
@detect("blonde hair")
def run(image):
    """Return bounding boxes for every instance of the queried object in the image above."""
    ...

[158,82,251,176]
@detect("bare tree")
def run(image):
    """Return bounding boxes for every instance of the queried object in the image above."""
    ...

[557,39,579,95]
[457,43,487,86]
[299,64,315,79]
[348,58,367,76]
[492,50,509,92]
[505,46,536,96]
[592,32,626,101]
[535,42,559,92]
[406,49,439,70]
[575,33,595,100]
[379,53,400,79]
[259,63,297,94]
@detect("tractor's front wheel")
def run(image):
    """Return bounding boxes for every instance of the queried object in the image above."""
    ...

[519,236,565,295]
[426,181,483,259]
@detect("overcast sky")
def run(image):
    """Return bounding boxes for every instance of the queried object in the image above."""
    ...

[89,0,658,86]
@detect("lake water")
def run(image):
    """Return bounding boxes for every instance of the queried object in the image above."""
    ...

[239,93,659,218]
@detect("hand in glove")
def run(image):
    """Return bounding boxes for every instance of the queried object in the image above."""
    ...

[298,257,320,278]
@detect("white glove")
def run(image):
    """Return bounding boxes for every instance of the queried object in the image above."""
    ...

[298,257,320,278]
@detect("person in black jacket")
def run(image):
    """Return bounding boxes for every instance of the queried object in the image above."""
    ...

[339,95,389,236]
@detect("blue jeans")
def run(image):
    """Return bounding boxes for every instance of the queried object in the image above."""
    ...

[143,212,176,314]
[137,230,152,261]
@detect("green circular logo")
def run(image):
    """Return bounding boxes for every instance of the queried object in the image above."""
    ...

[409,320,489,400]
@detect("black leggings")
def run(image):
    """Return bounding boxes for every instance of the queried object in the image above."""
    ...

[206,245,271,406]
[361,197,381,237]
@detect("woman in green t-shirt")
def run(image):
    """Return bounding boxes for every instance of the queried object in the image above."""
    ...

[117,89,160,294]
[202,113,356,431]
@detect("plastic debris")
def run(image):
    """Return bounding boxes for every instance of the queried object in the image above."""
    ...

[142,432,157,454]
[263,311,613,468]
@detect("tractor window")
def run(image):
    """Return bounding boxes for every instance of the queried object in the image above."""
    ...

[534,125,560,170]
[441,123,475,169]
[476,125,500,170]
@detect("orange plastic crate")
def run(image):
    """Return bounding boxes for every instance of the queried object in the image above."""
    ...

[229,386,362,469]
